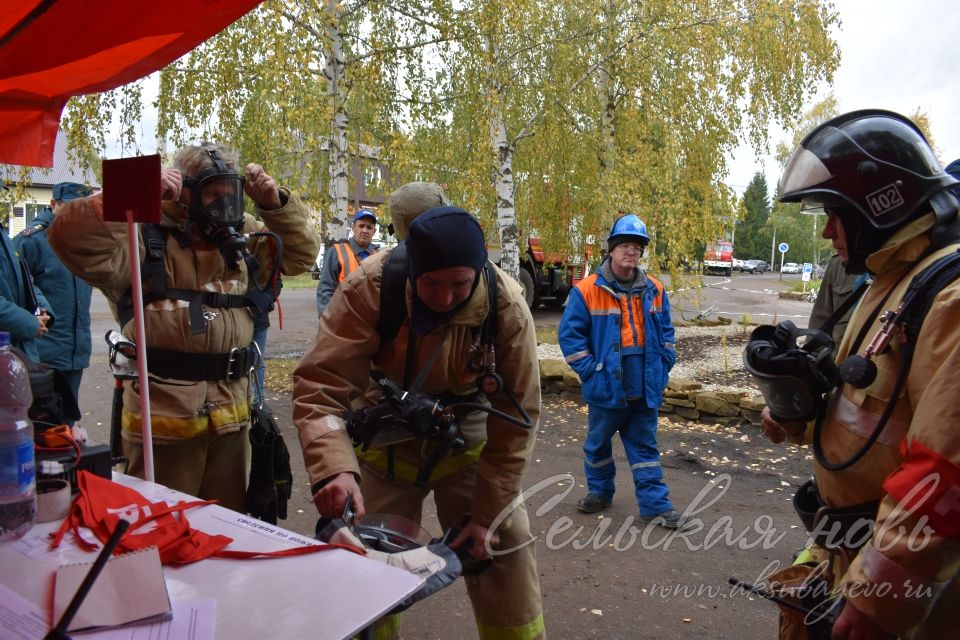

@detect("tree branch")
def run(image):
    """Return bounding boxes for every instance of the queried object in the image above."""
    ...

[351,36,454,62]
[507,2,759,148]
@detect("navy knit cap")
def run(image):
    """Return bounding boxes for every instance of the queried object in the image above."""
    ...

[405,206,488,335]
[406,206,487,281]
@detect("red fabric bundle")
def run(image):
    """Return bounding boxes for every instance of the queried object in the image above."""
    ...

[51,471,362,564]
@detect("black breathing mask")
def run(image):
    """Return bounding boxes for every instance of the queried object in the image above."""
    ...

[182,150,247,266]
[743,321,838,422]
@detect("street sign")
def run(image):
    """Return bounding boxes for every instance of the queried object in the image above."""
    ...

[802,263,813,273]
[778,242,789,253]
[802,271,811,282]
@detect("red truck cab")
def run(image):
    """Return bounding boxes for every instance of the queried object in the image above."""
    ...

[703,240,734,276]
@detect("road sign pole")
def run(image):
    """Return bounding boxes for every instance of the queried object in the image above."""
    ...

[777,242,789,281]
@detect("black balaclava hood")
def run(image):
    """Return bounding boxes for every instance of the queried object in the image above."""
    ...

[406,206,488,336]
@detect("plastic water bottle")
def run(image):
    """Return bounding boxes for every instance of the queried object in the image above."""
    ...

[0,331,36,540]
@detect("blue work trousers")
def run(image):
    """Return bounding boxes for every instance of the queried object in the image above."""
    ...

[584,401,672,516]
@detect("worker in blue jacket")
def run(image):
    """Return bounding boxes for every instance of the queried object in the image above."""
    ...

[15,182,93,410]
[1,223,52,361]
[558,214,686,528]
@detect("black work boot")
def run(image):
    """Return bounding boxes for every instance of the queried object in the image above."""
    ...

[638,509,689,530]
[576,494,612,514]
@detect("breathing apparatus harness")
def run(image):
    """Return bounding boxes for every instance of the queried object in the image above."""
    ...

[343,245,532,487]
[740,253,960,633]
[812,246,960,470]
[746,245,960,472]
[115,151,284,380]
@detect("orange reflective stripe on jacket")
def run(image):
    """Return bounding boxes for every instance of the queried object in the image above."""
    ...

[334,242,361,283]
[574,273,665,349]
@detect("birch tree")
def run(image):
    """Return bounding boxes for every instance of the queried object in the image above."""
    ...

[58,0,451,244]
[572,0,841,271]
[400,0,839,282]
[50,0,840,275]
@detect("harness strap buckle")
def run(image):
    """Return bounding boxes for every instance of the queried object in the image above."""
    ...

[226,347,241,380]
[206,291,231,308]
[146,236,165,259]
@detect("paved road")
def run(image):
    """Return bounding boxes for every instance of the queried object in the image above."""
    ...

[89,270,816,358]
[669,271,815,326]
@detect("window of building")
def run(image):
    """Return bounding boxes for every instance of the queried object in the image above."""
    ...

[363,165,383,190]
[24,203,44,226]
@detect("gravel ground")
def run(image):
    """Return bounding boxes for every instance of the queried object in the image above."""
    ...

[538,323,759,394]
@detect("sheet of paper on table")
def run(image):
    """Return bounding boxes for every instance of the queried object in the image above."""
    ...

[0,582,215,640]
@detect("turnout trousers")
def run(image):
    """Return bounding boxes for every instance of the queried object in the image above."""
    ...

[360,461,545,640]
[584,400,672,517]
[122,427,250,513]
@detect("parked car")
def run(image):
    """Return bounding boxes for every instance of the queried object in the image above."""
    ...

[781,262,801,274]
[732,258,746,271]
[742,259,767,274]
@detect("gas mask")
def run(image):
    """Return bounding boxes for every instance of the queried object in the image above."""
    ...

[743,321,839,422]
[182,150,247,266]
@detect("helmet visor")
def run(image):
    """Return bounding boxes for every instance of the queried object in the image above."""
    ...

[779,147,833,200]
[197,174,245,223]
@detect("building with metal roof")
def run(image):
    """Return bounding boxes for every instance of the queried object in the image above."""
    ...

[2,131,100,236]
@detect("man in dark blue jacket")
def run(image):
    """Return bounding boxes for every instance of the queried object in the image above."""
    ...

[15,182,92,412]
[558,214,686,528]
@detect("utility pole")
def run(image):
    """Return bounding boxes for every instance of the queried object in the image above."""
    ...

[770,227,776,266]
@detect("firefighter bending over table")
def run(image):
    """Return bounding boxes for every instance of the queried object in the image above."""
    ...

[294,206,545,639]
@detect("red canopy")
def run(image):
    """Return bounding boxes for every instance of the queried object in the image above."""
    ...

[0,0,262,167]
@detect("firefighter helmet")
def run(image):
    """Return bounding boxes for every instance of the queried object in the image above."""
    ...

[778,110,958,268]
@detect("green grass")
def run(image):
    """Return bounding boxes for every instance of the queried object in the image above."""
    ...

[282,272,319,289]
[787,278,822,293]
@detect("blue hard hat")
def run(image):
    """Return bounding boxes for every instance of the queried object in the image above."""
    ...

[608,214,649,251]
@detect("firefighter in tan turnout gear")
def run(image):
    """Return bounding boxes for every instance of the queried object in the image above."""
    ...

[757,110,960,639]
[48,144,319,512]
[293,206,545,639]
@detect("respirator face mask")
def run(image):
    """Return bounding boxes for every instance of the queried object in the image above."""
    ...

[183,151,247,265]
[743,320,839,422]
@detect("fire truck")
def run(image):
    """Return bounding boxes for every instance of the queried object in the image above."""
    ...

[703,240,734,276]
[489,237,587,309]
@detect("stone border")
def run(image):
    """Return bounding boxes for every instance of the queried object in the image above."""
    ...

[539,359,764,426]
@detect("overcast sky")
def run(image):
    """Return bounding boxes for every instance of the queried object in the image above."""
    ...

[726,0,960,198]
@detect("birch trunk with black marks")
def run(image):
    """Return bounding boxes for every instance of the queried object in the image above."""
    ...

[325,0,350,242]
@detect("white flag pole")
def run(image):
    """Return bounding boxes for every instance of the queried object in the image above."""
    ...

[126,211,154,483]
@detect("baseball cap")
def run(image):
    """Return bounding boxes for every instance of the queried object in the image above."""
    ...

[52,182,93,202]
[353,209,378,223]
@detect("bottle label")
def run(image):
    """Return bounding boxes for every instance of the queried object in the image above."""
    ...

[0,441,35,491]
